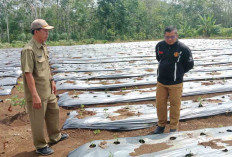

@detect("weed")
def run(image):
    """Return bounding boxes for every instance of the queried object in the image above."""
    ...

[125,103,130,109]
[103,108,109,117]
[121,87,127,90]
[223,77,226,83]
[113,135,120,144]
[16,81,24,92]
[89,142,96,148]
[108,152,114,157]
[73,95,79,98]
[185,152,194,157]
[197,97,203,107]
[72,90,79,98]
[77,104,85,118]
[6,95,25,108]
[93,129,101,135]
[80,104,85,111]
[103,108,108,113]
[79,112,83,118]
[218,124,224,128]
[6,95,26,112]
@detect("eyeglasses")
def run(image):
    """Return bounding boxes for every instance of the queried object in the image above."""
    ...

[165,36,176,39]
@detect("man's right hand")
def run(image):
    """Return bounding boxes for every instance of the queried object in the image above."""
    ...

[32,94,42,109]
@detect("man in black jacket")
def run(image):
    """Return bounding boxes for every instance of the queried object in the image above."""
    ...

[154,26,194,134]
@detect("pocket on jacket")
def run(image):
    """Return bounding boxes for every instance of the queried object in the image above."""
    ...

[36,56,46,71]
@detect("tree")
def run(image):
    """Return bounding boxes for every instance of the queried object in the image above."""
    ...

[0,0,232,43]
[0,0,14,42]
[198,14,218,37]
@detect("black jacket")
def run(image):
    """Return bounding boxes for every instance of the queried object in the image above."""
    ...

[155,40,194,85]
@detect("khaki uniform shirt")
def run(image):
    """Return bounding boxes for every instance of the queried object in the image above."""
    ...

[21,38,52,101]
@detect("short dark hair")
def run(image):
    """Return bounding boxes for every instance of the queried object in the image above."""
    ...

[31,28,41,35]
[164,26,177,34]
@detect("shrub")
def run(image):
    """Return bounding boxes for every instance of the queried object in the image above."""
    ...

[17,33,27,41]
[71,33,79,40]
[60,33,68,40]
[135,32,146,40]
[220,27,232,37]
[11,41,25,48]
[106,29,116,41]
[82,38,95,44]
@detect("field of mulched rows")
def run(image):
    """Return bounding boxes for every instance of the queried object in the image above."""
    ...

[1,39,232,156]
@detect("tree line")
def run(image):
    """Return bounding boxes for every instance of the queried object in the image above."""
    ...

[0,0,232,44]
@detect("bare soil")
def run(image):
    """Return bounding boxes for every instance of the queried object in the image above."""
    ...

[76,110,96,119]
[109,108,141,121]
[64,80,75,84]
[1,78,232,157]
[129,143,173,156]
[199,139,226,149]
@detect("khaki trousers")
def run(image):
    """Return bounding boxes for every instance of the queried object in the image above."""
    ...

[156,81,183,129]
[26,94,61,149]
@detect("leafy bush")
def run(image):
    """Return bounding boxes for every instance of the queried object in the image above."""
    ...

[134,32,146,40]
[60,33,68,40]
[11,41,25,48]
[106,29,116,41]
[71,33,79,40]
[6,95,26,111]
[26,33,32,40]
[211,25,221,35]
[82,38,96,44]
[102,40,108,43]
[179,29,194,38]
[52,33,60,41]
[120,35,129,41]
[220,27,232,37]
[17,33,27,41]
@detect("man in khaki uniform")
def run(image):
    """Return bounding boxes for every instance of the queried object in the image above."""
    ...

[21,19,68,155]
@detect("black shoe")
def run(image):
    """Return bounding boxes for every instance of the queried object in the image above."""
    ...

[36,146,54,156]
[170,129,176,132]
[154,126,165,134]
[59,133,69,141]
[49,133,69,145]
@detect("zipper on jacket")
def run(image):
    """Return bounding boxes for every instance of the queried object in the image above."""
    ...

[174,51,182,81]
[174,63,177,81]
[157,61,160,78]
